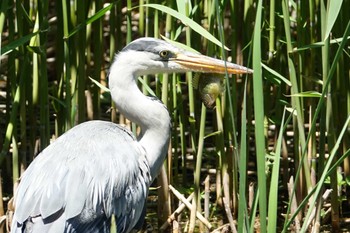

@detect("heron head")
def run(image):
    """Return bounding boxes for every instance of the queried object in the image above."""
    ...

[115,37,253,77]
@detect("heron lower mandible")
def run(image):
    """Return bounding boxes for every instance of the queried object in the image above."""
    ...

[11,37,253,233]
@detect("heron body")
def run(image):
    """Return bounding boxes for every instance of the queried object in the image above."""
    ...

[11,37,252,233]
[12,121,151,233]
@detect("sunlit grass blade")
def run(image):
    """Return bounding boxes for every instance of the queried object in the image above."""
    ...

[283,18,350,232]
[0,58,28,163]
[300,115,350,231]
[267,109,292,233]
[66,3,114,39]
[0,0,8,36]
[238,79,249,233]
[89,76,110,93]
[252,0,267,232]
[280,1,313,229]
[140,3,230,50]
[288,91,322,98]
[324,0,343,40]
[261,63,291,86]
[292,36,350,52]
[76,0,86,124]
[1,31,39,55]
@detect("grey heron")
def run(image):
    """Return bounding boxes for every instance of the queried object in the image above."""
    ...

[11,37,253,233]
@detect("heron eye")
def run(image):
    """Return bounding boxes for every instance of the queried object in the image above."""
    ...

[159,50,170,58]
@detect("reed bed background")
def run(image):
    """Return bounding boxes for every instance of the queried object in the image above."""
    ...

[1,0,350,232]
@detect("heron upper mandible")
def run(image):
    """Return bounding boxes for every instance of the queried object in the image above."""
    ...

[11,37,253,233]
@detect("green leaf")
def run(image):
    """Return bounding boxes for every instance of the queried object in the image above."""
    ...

[160,35,200,54]
[324,0,343,40]
[49,95,67,109]
[66,3,114,39]
[345,175,350,186]
[1,31,39,55]
[293,36,350,52]
[140,4,230,51]
[262,63,292,86]
[176,0,191,16]
[138,77,156,96]
[89,76,110,92]
[27,46,44,54]
[203,130,222,140]
[252,0,267,232]
[288,91,322,98]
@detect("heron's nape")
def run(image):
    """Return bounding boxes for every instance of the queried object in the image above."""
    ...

[11,37,252,233]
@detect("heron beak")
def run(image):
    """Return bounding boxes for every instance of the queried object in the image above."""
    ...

[173,52,253,74]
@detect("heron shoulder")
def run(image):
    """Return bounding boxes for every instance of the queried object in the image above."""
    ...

[13,120,151,230]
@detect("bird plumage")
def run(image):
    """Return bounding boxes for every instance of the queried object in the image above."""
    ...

[12,121,151,233]
[11,37,252,233]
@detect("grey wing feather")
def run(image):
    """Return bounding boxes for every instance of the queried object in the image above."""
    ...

[63,168,88,218]
[12,120,151,233]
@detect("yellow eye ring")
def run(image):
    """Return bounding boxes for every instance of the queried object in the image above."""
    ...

[159,50,169,58]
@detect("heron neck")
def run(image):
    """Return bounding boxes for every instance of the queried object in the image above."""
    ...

[109,68,171,181]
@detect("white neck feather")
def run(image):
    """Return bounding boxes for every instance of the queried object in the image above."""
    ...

[109,54,171,180]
